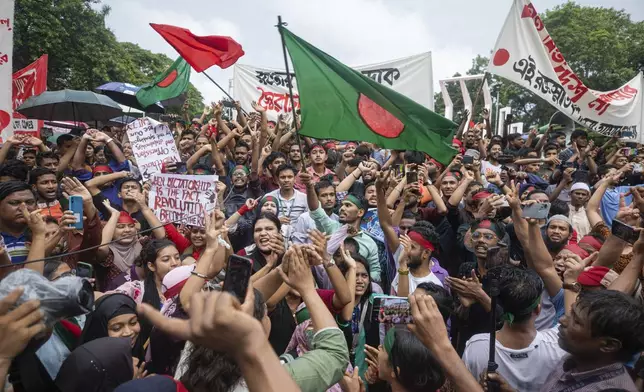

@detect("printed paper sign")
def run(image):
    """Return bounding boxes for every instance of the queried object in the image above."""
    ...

[488,0,644,141]
[233,52,434,120]
[126,117,180,180]
[0,0,14,142]
[148,173,218,227]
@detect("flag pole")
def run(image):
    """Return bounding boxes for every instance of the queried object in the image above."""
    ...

[469,72,488,126]
[202,71,249,116]
[277,15,308,173]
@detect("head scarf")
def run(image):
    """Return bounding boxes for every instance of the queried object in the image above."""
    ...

[232,165,249,175]
[563,243,590,259]
[55,337,133,392]
[115,376,188,392]
[107,214,142,273]
[80,293,138,345]
[577,266,618,288]
[257,195,281,215]
[579,235,603,252]
[118,211,136,224]
[470,219,505,239]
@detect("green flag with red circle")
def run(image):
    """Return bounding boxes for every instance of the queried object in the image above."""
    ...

[281,27,458,165]
[136,57,191,108]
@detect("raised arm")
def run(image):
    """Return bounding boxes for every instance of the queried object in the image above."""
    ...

[22,208,46,275]
[0,135,20,164]
[526,218,562,297]
[71,132,91,170]
[609,233,644,295]
[57,138,79,174]
[186,144,212,174]
[376,170,400,252]
[96,200,120,261]
[309,230,351,311]
[448,171,474,208]
[549,168,573,202]
[95,131,126,164]
[336,167,362,192]
[134,192,165,239]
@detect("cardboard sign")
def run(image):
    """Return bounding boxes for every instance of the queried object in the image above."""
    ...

[148,173,218,227]
[126,117,180,180]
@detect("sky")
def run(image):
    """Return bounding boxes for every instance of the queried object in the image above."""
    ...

[102,0,644,105]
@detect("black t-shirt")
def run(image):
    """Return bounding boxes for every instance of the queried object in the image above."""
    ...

[268,299,297,355]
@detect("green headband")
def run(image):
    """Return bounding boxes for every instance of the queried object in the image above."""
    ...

[501,295,541,325]
[345,194,364,210]
[384,328,396,358]
[233,165,250,174]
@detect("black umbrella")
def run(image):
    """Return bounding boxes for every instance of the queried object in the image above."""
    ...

[95,82,165,113]
[16,89,123,122]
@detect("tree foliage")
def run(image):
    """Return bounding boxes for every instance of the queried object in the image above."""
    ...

[435,2,644,130]
[13,0,204,116]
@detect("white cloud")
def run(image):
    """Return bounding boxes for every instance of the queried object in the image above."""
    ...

[102,0,643,107]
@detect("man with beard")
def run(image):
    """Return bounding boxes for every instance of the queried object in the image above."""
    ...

[29,168,64,219]
[391,222,445,297]
[481,141,503,175]
[303,174,380,282]
[291,177,337,245]
[288,143,303,172]
[448,219,506,354]
[568,182,591,237]
[336,159,378,196]
[545,215,573,256]
[223,165,262,221]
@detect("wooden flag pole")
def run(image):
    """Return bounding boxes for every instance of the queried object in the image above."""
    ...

[469,72,489,127]
[276,15,308,173]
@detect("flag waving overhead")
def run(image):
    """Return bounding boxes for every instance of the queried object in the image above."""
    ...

[136,57,191,108]
[280,27,457,164]
[150,23,244,72]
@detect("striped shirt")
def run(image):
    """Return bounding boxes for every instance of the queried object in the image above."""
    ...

[540,357,638,392]
[2,232,29,264]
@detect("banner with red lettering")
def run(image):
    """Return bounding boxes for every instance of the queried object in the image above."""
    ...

[0,0,14,143]
[148,173,218,227]
[233,52,434,120]
[13,55,48,136]
[488,0,644,141]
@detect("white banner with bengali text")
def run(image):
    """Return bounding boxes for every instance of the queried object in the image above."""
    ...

[148,173,218,227]
[126,117,180,181]
[233,52,434,120]
[0,0,14,143]
[488,0,644,142]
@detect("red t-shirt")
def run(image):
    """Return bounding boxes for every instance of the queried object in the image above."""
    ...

[316,289,340,314]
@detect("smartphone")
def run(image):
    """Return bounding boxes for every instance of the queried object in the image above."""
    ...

[633,163,643,173]
[498,155,515,164]
[522,202,551,219]
[406,169,418,184]
[621,147,631,156]
[223,255,253,303]
[612,219,640,244]
[486,246,509,269]
[462,155,474,165]
[464,149,480,160]
[174,161,187,170]
[68,195,84,230]
[369,296,413,324]
[76,262,94,278]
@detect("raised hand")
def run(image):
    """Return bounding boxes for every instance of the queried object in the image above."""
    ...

[375,170,391,190]
[61,177,92,204]
[563,252,598,284]
[278,245,314,292]
[21,206,45,237]
[251,101,266,113]
[0,288,46,361]
[616,193,640,226]
[102,199,119,214]
[308,229,330,261]
[244,198,258,211]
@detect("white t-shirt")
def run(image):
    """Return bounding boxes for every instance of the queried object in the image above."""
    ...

[462,327,566,392]
[481,160,503,174]
[391,244,443,295]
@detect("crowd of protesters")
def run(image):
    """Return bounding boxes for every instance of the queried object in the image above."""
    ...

[0,100,642,392]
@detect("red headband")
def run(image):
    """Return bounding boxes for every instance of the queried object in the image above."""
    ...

[472,191,493,201]
[93,165,113,174]
[408,231,435,252]
[579,235,603,251]
[117,211,136,225]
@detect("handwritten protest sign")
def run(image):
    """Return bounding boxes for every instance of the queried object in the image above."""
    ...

[126,117,180,180]
[148,173,218,227]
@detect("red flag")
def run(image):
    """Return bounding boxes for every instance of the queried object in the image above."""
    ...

[150,23,244,72]
[12,54,48,135]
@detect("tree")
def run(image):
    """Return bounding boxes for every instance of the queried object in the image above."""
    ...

[434,2,644,130]
[13,0,204,115]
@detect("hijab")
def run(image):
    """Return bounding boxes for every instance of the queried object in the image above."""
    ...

[80,293,137,345]
[108,212,143,272]
[55,337,133,392]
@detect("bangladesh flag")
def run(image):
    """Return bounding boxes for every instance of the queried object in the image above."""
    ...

[136,57,191,108]
[281,27,457,165]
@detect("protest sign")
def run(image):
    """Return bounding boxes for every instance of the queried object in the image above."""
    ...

[13,55,48,137]
[0,0,14,143]
[148,173,218,227]
[489,0,644,142]
[126,117,180,180]
[233,52,433,120]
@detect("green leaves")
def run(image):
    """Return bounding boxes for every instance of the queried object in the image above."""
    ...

[13,0,204,115]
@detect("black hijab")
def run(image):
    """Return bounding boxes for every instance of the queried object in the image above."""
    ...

[55,337,133,392]
[80,293,138,345]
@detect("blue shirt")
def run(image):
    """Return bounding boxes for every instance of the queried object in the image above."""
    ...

[2,232,28,264]
[600,185,641,227]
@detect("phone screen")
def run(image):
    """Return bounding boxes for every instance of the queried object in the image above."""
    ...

[69,195,84,230]
[522,202,551,219]
[223,255,253,302]
[462,155,474,165]
[375,296,413,324]
[406,170,418,184]
[76,262,94,278]
[612,219,639,244]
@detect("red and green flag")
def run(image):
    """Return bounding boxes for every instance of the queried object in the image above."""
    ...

[136,57,191,108]
[281,27,457,165]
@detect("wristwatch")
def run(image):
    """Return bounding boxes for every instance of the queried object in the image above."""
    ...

[563,282,581,293]
[323,259,336,269]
